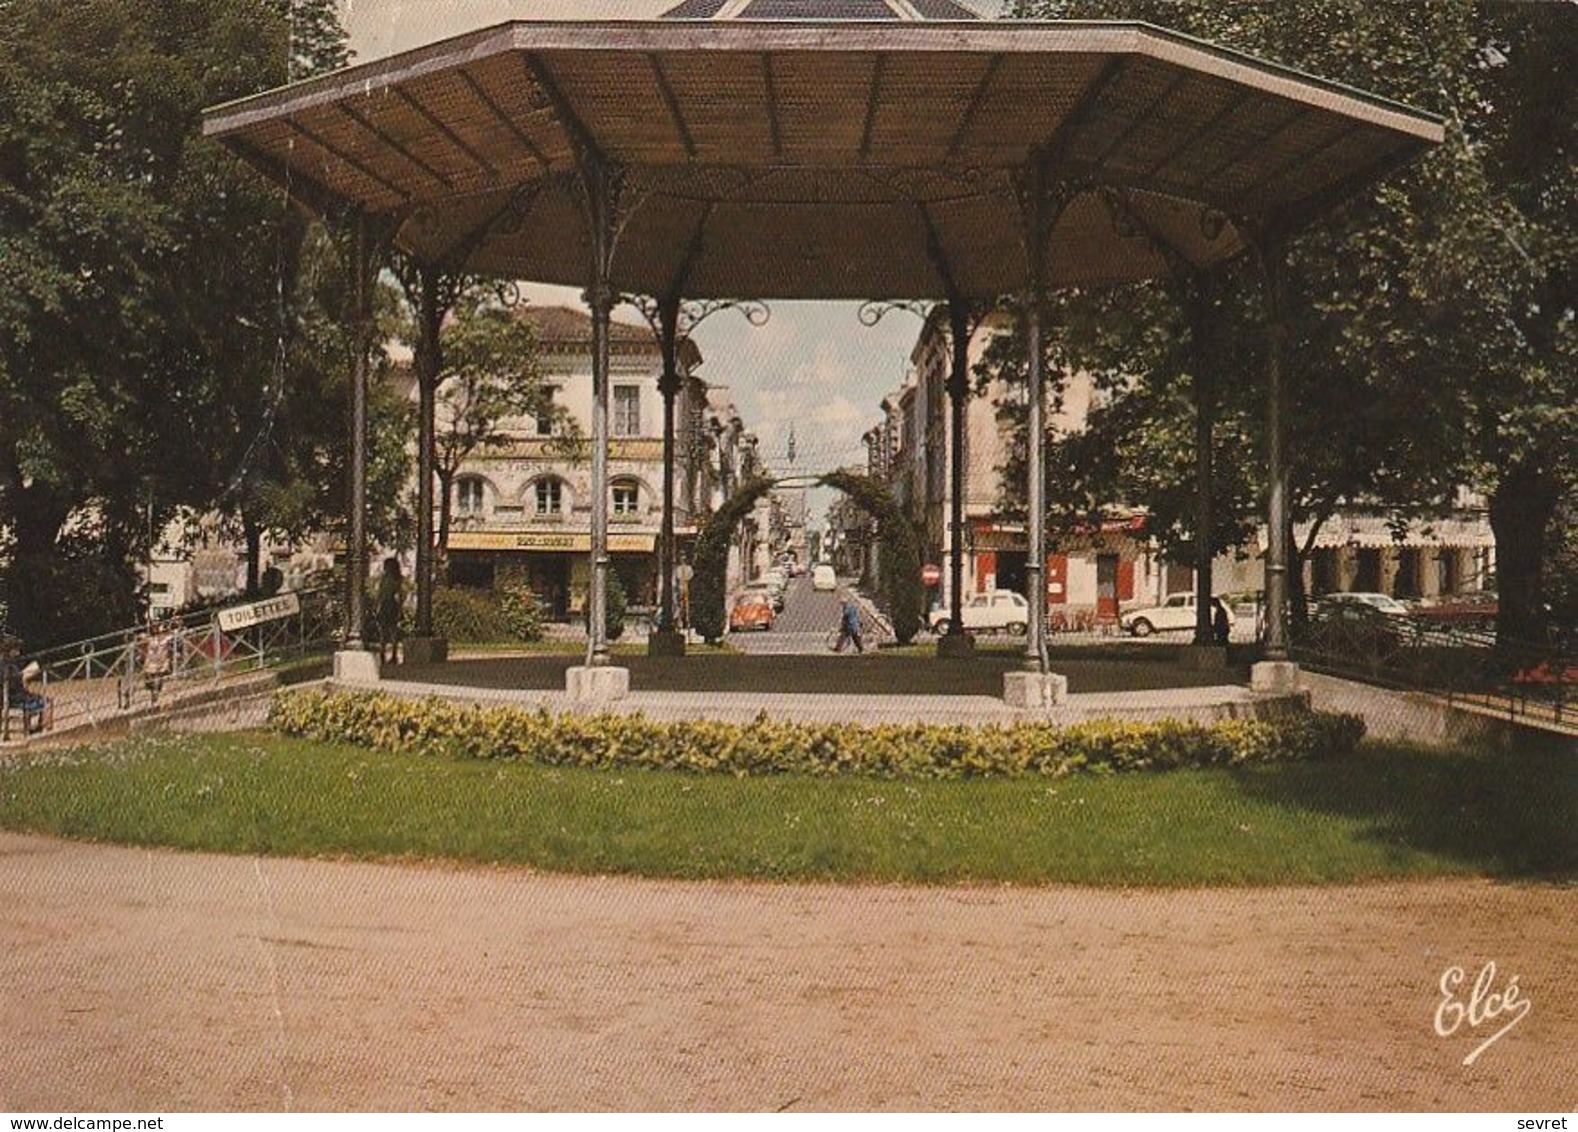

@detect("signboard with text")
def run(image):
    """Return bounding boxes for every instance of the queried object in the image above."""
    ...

[447,530,657,553]
[216,591,301,633]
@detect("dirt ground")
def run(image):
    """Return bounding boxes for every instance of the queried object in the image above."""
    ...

[0,832,1572,1112]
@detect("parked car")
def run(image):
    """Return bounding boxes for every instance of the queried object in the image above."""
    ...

[1315,591,1412,618]
[1302,598,1407,653]
[1119,593,1235,638]
[728,592,775,632]
[811,564,838,591]
[1414,590,1498,629]
[740,580,783,613]
[928,590,1030,635]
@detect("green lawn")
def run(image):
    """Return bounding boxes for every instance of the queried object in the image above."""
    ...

[1,732,1570,885]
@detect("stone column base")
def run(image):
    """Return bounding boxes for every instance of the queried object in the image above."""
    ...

[936,633,977,660]
[566,665,630,702]
[333,649,381,683]
[1181,644,1228,669]
[1251,660,1302,693]
[1003,671,1068,709]
[403,636,448,665]
[647,630,687,657]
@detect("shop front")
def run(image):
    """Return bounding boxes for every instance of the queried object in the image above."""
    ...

[448,530,658,619]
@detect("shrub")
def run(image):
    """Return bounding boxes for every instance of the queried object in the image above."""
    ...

[270,688,1367,778]
[430,586,509,643]
[605,568,628,641]
[495,565,545,642]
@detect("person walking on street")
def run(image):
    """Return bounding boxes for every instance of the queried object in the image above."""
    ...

[834,592,865,653]
[141,617,175,706]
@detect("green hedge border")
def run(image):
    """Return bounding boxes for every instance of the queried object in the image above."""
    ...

[270,688,1365,779]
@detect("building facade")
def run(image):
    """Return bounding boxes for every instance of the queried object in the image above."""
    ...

[880,309,1161,626]
[437,305,725,620]
[889,309,1495,628]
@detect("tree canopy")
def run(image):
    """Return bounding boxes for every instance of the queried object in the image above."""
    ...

[0,0,370,644]
[993,0,1576,640]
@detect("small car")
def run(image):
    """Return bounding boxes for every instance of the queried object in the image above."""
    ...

[928,590,1030,635]
[811,564,838,591]
[1119,593,1235,638]
[741,579,784,613]
[728,592,775,632]
[1412,590,1498,630]
[1316,591,1412,618]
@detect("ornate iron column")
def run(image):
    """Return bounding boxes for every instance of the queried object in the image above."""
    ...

[1188,281,1218,648]
[1017,161,1054,676]
[630,291,768,652]
[585,252,615,670]
[656,294,682,636]
[412,268,442,640]
[1258,231,1292,664]
[346,211,371,652]
[946,300,975,647]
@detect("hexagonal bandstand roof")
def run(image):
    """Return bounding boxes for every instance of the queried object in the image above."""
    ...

[204,12,1442,300]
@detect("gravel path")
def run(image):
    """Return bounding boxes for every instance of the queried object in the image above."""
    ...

[0,832,1571,1112]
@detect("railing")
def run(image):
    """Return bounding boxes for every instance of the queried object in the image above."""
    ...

[2,587,340,743]
[1291,614,1573,732]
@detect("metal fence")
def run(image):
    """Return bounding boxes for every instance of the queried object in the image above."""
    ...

[1292,614,1573,733]
[2,588,340,743]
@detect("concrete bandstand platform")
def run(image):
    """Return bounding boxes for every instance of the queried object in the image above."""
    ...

[339,650,1310,728]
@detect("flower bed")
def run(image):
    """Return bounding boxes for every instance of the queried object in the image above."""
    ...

[269,688,1365,779]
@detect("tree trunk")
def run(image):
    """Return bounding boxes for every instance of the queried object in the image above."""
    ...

[1489,456,1560,645]
[242,512,263,597]
[435,468,455,587]
[3,486,70,642]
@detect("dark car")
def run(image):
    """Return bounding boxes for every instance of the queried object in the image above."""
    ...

[1302,599,1409,661]
[1414,590,1498,631]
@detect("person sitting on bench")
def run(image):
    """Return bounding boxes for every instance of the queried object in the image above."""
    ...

[2,639,51,734]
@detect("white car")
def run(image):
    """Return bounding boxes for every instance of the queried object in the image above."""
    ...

[928,590,1030,635]
[1120,593,1235,638]
[811,564,837,591]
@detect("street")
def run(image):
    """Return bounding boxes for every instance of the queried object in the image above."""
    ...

[727,573,848,655]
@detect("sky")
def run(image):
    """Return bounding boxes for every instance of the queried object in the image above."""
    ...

[333,0,1002,522]
[523,284,923,491]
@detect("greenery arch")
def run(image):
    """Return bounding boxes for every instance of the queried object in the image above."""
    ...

[689,474,778,643]
[688,471,925,645]
[818,470,925,645]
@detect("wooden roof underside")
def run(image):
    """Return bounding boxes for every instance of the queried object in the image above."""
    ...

[205,21,1442,300]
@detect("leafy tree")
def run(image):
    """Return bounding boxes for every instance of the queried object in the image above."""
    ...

[201,221,413,596]
[1003,0,1576,641]
[407,296,574,578]
[0,0,351,643]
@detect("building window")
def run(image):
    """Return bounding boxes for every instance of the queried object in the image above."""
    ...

[534,478,563,516]
[535,387,557,436]
[456,478,485,516]
[614,385,641,437]
[612,481,639,518]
